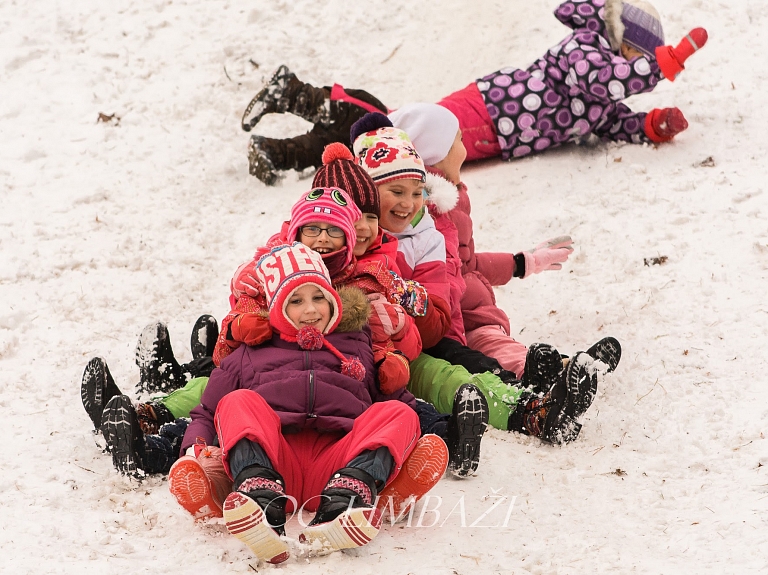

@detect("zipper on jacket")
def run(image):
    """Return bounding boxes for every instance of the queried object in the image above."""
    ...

[305,350,316,418]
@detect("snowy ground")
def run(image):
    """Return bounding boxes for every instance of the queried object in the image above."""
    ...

[2,0,768,573]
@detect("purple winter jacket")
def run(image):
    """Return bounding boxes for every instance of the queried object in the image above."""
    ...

[181,326,417,452]
[477,0,663,160]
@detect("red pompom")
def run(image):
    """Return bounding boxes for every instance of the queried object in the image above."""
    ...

[322,142,354,165]
[296,326,324,350]
[341,357,366,381]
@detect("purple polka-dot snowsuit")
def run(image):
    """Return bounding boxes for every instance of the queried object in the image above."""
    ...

[477,0,662,160]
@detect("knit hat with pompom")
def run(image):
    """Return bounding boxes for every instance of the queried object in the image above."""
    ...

[350,112,426,185]
[286,186,361,269]
[313,143,380,217]
[254,242,365,381]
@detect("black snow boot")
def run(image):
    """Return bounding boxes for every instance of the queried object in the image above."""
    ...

[562,352,599,420]
[508,379,581,445]
[101,395,145,477]
[248,133,325,185]
[135,322,186,395]
[308,467,378,527]
[181,314,218,379]
[241,65,329,131]
[586,336,622,374]
[81,357,123,432]
[189,314,218,360]
[521,342,564,395]
[446,383,489,478]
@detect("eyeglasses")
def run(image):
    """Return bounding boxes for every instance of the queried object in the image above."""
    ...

[299,225,345,239]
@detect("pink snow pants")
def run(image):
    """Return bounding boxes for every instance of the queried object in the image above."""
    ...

[466,325,528,378]
[437,82,502,162]
[214,389,419,512]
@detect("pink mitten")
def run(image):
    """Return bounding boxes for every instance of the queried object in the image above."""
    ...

[655,28,708,81]
[230,259,261,299]
[521,236,574,278]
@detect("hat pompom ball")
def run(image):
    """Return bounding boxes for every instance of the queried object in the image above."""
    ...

[341,357,366,381]
[296,326,324,351]
[350,112,393,144]
[322,142,354,164]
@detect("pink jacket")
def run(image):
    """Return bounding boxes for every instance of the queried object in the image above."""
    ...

[424,173,467,346]
[426,169,517,336]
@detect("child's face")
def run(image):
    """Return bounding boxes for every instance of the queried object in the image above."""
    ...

[432,130,466,185]
[298,221,346,255]
[620,43,644,60]
[352,213,379,257]
[285,284,332,332]
[376,179,425,233]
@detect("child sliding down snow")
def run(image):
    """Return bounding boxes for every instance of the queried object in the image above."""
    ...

[350,111,622,445]
[242,0,707,184]
[178,243,424,563]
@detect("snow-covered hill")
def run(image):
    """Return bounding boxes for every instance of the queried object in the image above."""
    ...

[2,0,767,573]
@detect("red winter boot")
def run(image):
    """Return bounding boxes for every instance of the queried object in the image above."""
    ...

[655,28,708,81]
[168,445,232,520]
[377,434,448,519]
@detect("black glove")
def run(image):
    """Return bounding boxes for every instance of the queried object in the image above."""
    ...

[425,337,504,375]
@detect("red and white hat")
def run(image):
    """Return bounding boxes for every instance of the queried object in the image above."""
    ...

[254,243,367,381]
[254,243,342,336]
[286,187,361,268]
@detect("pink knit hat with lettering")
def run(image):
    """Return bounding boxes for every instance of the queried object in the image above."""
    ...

[286,187,361,268]
[254,243,365,380]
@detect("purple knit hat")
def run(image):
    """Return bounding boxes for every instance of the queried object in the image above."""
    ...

[620,0,664,58]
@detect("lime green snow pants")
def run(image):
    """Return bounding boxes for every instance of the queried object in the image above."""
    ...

[408,353,525,430]
[159,376,209,419]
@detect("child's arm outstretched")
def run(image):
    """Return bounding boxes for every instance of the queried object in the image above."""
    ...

[592,102,688,144]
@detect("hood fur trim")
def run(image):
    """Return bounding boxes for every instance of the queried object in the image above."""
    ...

[424,172,459,214]
[335,286,371,333]
[604,0,625,52]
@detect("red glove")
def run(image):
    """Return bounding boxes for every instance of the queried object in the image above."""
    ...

[367,293,408,340]
[374,342,410,395]
[230,259,262,300]
[230,313,272,346]
[644,107,688,143]
[655,28,708,81]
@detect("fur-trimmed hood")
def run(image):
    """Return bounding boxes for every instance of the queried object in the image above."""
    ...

[265,285,371,334]
[424,171,459,215]
[604,0,625,52]
[335,285,371,333]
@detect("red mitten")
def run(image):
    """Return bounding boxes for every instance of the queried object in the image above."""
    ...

[644,107,688,143]
[368,293,408,340]
[374,342,410,395]
[230,259,262,300]
[655,28,708,81]
[230,313,272,346]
